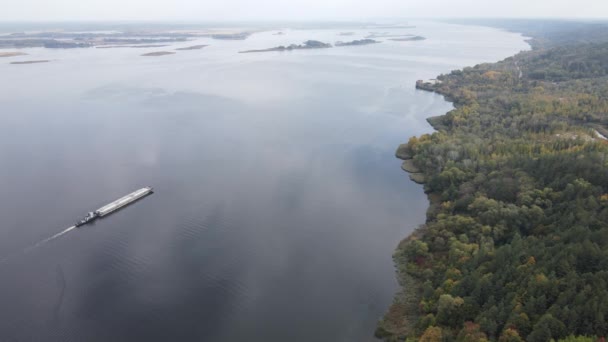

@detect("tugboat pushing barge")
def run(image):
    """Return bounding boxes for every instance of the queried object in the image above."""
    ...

[75,187,154,227]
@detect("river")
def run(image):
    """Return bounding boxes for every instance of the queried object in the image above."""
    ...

[0,21,528,341]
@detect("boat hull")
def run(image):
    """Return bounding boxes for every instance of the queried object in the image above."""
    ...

[75,187,153,227]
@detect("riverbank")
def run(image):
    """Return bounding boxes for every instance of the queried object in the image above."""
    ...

[376,30,534,341]
[378,21,608,341]
[375,96,451,341]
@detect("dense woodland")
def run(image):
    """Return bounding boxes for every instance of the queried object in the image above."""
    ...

[377,22,608,342]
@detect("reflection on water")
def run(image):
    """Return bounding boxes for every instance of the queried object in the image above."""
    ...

[0,22,528,341]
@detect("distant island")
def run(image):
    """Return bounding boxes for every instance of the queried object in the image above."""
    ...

[0,30,246,49]
[175,45,208,51]
[44,41,93,48]
[273,32,285,36]
[141,51,176,57]
[335,39,380,47]
[10,60,50,64]
[101,38,188,44]
[338,32,355,36]
[365,32,418,39]
[0,51,27,57]
[97,45,169,49]
[0,38,180,49]
[211,33,250,40]
[389,36,426,41]
[366,24,416,29]
[240,40,332,53]
[365,32,399,39]
[0,39,91,49]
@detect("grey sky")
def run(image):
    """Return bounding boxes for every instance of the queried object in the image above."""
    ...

[1,0,606,21]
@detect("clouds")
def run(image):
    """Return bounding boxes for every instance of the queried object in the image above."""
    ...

[1,0,606,21]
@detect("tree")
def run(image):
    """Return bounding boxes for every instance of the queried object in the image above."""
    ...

[419,327,443,342]
[499,328,523,342]
[528,314,567,342]
[437,294,465,327]
[457,322,489,342]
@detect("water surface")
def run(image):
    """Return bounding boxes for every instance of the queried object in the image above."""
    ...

[0,21,528,341]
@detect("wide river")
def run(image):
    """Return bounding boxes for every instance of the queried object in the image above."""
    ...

[0,22,528,341]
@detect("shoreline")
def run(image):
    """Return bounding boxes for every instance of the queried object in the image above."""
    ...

[380,19,608,339]
[377,32,533,340]
[375,96,448,341]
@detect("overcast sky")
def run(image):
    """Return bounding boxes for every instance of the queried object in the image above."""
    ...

[1,0,607,21]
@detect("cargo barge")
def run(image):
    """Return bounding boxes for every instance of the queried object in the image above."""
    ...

[75,187,154,227]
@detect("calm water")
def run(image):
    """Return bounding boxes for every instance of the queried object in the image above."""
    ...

[0,22,528,341]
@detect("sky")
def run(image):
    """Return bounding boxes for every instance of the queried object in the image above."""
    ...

[1,0,607,21]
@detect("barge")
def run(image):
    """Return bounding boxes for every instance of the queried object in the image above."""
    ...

[75,187,154,227]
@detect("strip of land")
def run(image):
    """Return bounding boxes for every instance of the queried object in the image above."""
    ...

[10,60,49,64]
[175,45,208,50]
[0,29,252,49]
[141,51,176,57]
[389,36,426,42]
[366,33,416,39]
[97,45,169,49]
[335,39,380,47]
[240,40,332,53]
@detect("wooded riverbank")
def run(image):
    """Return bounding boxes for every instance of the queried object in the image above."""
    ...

[378,21,608,341]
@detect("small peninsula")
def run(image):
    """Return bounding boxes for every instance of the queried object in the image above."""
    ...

[335,39,380,47]
[141,51,176,57]
[239,40,332,53]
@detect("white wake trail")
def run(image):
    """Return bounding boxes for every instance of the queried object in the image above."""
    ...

[29,226,77,250]
[0,225,78,265]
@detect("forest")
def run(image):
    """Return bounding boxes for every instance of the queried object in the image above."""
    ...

[377,22,608,342]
